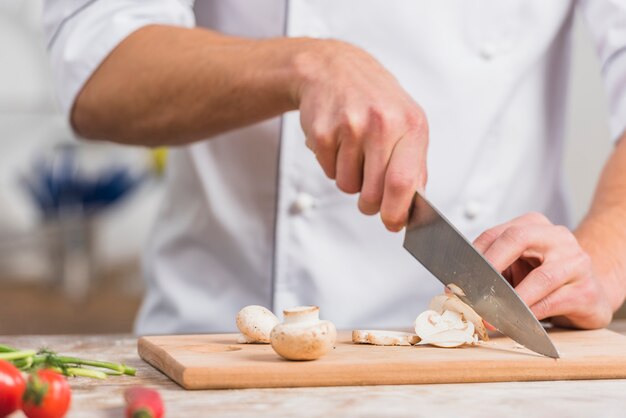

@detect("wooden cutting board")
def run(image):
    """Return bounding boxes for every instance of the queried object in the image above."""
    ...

[138,329,626,390]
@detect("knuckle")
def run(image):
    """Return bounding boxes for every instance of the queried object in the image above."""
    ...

[366,105,387,127]
[310,124,333,150]
[386,171,415,194]
[533,297,551,319]
[534,267,558,289]
[554,225,575,243]
[340,111,366,140]
[407,106,428,131]
[502,226,528,247]
[526,211,550,225]
[419,166,428,187]
[474,229,499,248]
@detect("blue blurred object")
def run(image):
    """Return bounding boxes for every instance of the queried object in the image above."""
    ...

[21,145,145,218]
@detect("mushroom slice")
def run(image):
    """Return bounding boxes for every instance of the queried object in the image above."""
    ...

[270,306,337,361]
[428,294,488,341]
[446,283,466,297]
[235,305,280,344]
[352,330,420,346]
[414,310,477,348]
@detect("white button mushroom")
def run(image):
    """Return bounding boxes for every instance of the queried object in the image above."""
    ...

[352,330,420,346]
[235,305,280,344]
[270,306,336,361]
[429,294,488,341]
[414,310,477,348]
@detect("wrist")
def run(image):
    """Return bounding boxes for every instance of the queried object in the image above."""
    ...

[285,38,356,105]
[575,214,626,312]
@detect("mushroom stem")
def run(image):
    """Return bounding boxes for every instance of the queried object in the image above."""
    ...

[283,306,320,324]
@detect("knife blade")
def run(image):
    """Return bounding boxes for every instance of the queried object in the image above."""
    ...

[403,191,559,358]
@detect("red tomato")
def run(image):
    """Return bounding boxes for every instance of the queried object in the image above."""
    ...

[124,387,164,418]
[0,360,26,417]
[22,369,71,418]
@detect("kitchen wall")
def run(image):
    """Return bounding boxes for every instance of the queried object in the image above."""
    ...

[0,2,616,333]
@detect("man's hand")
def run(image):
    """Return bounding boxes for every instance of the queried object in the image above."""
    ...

[474,212,613,329]
[292,41,428,232]
[74,28,427,232]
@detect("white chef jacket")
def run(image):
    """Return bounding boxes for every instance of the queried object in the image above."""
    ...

[43,1,626,334]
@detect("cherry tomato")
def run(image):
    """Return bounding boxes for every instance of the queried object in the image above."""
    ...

[22,369,71,418]
[0,360,26,417]
[125,387,164,418]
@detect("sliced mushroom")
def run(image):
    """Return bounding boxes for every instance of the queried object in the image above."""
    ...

[270,306,336,361]
[414,310,477,348]
[235,305,280,344]
[446,283,466,297]
[428,294,488,341]
[352,330,420,346]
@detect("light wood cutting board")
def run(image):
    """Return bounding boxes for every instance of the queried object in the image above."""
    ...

[138,329,626,390]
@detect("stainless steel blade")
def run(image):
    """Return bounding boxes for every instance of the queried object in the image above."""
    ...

[403,191,559,358]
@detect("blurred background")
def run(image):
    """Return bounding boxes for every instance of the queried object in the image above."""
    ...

[0,2,620,335]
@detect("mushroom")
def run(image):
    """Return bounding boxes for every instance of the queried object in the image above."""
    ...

[235,305,280,344]
[429,294,488,341]
[270,306,336,361]
[445,283,466,297]
[414,310,477,348]
[352,330,420,346]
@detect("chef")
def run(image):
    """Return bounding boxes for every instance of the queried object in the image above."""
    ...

[43,1,626,334]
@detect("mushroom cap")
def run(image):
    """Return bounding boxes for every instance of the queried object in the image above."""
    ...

[352,330,420,346]
[236,333,255,344]
[236,305,280,343]
[428,294,488,341]
[270,320,337,361]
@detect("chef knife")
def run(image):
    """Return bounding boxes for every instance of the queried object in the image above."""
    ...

[403,190,559,358]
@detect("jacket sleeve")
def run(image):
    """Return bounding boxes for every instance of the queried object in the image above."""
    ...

[43,0,195,119]
[578,0,626,142]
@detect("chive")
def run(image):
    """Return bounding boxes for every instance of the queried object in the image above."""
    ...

[0,350,36,361]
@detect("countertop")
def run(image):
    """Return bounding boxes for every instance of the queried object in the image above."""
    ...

[4,322,626,418]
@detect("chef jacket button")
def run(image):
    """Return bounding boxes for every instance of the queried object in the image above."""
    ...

[463,200,481,220]
[479,42,498,60]
[291,193,316,215]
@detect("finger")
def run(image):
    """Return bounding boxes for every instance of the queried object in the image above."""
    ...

[528,284,574,321]
[380,129,426,232]
[305,128,339,179]
[302,110,339,179]
[481,224,575,273]
[335,132,364,194]
[509,260,535,287]
[358,137,393,216]
[473,212,553,254]
[540,280,612,329]
[514,257,586,308]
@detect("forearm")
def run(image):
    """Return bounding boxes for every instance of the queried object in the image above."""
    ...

[574,133,626,312]
[72,25,314,146]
